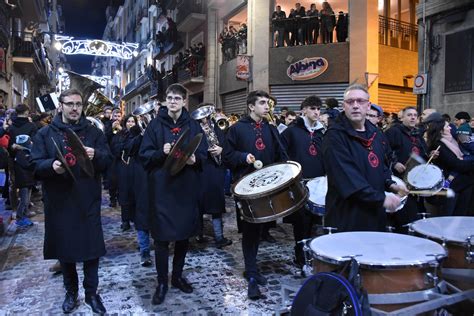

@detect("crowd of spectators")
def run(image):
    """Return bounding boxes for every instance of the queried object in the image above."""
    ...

[219,23,247,62]
[271,2,348,47]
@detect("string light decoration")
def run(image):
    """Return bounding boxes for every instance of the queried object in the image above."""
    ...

[54,35,139,59]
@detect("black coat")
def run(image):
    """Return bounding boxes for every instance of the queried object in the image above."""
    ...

[14,149,35,188]
[139,107,207,241]
[322,115,393,232]
[385,124,428,177]
[281,117,325,178]
[223,116,288,181]
[124,126,149,231]
[199,124,226,215]
[31,115,112,262]
[5,116,37,154]
[111,130,135,215]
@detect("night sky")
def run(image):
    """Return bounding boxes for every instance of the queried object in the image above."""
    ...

[60,0,115,74]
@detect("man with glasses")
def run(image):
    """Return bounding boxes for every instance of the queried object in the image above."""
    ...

[31,88,112,314]
[281,95,325,269]
[367,104,383,128]
[322,84,405,232]
[139,83,207,305]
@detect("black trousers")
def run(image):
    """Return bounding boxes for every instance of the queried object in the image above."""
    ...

[154,239,189,283]
[241,221,263,278]
[60,258,99,297]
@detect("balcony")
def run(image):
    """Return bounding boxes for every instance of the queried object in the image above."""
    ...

[153,28,183,59]
[176,55,205,88]
[379,16,418,52]
[176,1,205,33]
[12,36,48,79]
[123,74,151,100]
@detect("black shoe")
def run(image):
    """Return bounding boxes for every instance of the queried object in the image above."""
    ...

[140,252,152,267]
[215,237,232,248]
[247,278,262,300]
[195,235,208,243]
[152,283,168,305]
[171,276,193,293]
[243,271,267,286]
[85,294,106,314]
[49,260,62,274]
[261,232,276,243]
[62,292,78,314]
[121,221,131,231]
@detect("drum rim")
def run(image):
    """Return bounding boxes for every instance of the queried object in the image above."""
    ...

[231,161,303,199]
[309,232,446,269]
[405,164,444,191]
[411,216,474,246]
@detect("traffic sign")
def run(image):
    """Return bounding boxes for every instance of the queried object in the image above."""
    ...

[413,73,427,94]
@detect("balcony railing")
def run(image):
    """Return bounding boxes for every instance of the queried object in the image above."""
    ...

[379,15,418,52]
[176,0,204,24]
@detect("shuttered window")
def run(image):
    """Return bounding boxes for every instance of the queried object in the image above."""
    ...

[221,89,247,115]
[270,83,348,111]
[378,84,417,114]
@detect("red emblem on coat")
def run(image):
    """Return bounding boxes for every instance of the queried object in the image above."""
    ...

[255,137,266,150]
[412,146,420,155]
[308,144,317,156]
[368,151,379,168]
[64,152,77,167]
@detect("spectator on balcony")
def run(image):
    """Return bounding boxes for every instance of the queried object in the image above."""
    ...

[237,24,247,54]
[272,5,287,47]
[320,1,335,44]
[306,3,320,44]
[156,30,165,48]
[228,25,238,59]
[218,27,228,61]
[287,9,298,46]
[166,17,178,43]
[336,11,348,42]
[294,3,306,45]
[196,43,205,76]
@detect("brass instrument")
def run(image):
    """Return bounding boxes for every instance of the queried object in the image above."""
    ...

[132,100,156,135]
[216,114,238,131]
[86,116,105,131]
[65,70,113,118]
[266,98,277,125]
[191,105,222,165]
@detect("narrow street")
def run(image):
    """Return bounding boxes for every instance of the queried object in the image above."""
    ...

[0,195,303,314]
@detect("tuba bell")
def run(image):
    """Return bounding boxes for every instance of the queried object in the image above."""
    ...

[132,100,157,135]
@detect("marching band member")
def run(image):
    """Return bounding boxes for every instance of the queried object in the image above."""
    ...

[195,103,232,248]
[139,83,207,305]
[31,89,112,314]
[224,90,288,300]
[385,106,428,231]
[281,95,325,268]
[322,84,406,232]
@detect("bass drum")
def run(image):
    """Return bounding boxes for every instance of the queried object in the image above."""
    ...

[232,161,308,223]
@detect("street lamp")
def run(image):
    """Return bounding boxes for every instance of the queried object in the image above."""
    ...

[54,41,62,50]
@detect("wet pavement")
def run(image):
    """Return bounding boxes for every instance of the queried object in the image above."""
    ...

[0,195,304,314]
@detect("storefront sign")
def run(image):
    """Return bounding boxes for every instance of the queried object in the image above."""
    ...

[236,55,251,81]
[287,57,328,81]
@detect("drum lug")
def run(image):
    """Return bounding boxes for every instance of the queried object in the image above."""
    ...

[424,272,439,286]
[466,235,474,263]
[403,223,414,234]
[417,212,430,220]
[323,226,338,235]
[236,202,242,210]
[288,190,295,201]
[386,226,395,233]
[342,301,353,315]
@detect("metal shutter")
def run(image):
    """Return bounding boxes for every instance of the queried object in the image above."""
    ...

[270,83,348,111]
[221,89,247,115]
[378,84,417,114]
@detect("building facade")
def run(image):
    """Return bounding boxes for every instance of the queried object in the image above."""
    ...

[0,0,63,110]
[416,0,474,116]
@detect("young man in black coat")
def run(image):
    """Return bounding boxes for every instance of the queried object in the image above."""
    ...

[224,90,288,300]
[385,106,428,231]
[31,89,112,314]
[139,83,207,305]
[322,84,407,232]
[281,95,325,267]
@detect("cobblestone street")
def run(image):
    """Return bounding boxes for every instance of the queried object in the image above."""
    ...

[0,195,304,314]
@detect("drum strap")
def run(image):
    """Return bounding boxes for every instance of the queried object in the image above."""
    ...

[338,259,372,316]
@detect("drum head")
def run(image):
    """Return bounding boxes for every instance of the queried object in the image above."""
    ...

[406,164,443,190]
[310,232,446,268]
[411,216,474,245]
[306,177,327,206]
[233,161,302,197]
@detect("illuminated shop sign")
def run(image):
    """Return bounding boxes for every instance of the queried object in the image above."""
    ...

[287,57,328,81]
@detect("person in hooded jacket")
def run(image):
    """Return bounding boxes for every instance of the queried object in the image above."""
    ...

[139,83,207,305]
[223,90,288,300]
[322,84,407,232]
[281,95,325,268]
[30,88,112,314]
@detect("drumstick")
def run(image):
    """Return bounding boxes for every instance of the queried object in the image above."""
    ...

[426,145,441,165]
[249,155,263,169]
[409,188,455,198]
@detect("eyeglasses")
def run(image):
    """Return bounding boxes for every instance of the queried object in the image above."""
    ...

[367,114,379,118]
[62,102,83,108]
[166,96,183,102]
[344,99,369,105]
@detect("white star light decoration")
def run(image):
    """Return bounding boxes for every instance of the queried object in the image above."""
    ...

[54,35,139,59]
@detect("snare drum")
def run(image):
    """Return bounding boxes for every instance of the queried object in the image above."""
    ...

[232,161,308,223]
[309,232,446,311]
[385,175,408,212]
[410,216,474,278]
[305,176,327,216]
[406,164,444,196]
